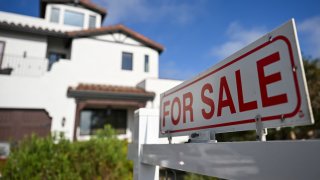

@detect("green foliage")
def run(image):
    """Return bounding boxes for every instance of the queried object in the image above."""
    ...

[184,173,219,180]
[2,125,133,180]
[268,58,320,140]
[303,58,320,125]
[0,159,6,175]
[216,130,256,142]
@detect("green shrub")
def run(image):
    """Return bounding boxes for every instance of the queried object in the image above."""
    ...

[184,173,219,180]
[2,125,133,180]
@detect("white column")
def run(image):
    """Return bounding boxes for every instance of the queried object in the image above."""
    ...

[128,108,160,180]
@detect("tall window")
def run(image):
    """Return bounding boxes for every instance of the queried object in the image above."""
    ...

[88,15,96,29]
[50,7,60,23]
[80,108,127,135]
[64,10,84,27]
[144,55,149,72]
[122,52,133,70]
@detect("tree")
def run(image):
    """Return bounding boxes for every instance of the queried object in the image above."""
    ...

[261,57,320,140]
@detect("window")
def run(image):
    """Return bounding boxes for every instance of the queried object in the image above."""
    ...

[50,7,60,23]
[144,55,149,72]
[0,41,5,68]
[80,108,127,135]
[88,15,96,29]
[122,52,133,70]
[47,52,66,71]
[64,10,84,27]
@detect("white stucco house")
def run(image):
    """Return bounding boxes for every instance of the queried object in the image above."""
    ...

[0,0,182,143]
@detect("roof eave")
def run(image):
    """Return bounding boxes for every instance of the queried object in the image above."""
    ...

[0,21,69,38]
[67,89,155,102]
[67,25,165,53]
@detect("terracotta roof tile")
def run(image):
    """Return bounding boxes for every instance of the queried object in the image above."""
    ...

[0,20,163,53]
[67,24,164,53]
[78,0,107,15]
[69,83,155,97]
[0,20,67,37]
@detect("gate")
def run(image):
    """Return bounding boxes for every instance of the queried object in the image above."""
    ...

[0,108,52,142]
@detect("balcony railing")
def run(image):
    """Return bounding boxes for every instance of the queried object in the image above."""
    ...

[0,54,48,77]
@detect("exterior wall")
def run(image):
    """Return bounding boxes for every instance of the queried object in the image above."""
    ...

[0,30,49,76]
[1,56,48,76]
[138,78,183,108]
[45,4,102,29]
[0,71,77,139]
[69,36,159,86]
[0,30,47,58]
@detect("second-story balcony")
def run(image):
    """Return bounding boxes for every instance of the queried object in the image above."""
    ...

[0,54,48,77]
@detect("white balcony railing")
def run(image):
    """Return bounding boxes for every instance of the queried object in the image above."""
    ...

[1,54,49,77]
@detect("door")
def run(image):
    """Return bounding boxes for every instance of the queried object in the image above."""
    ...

[0,109,52,142]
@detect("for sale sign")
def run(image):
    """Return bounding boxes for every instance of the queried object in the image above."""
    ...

[159,19,313,137]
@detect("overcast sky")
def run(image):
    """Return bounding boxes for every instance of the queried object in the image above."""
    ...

[0,0,319,80]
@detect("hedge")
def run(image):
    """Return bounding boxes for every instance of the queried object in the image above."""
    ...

[1,125,133,180]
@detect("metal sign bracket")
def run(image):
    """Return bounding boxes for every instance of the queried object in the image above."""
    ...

[255,114,268,141]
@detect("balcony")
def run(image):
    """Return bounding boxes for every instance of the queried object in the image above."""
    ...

[0,54,48,77]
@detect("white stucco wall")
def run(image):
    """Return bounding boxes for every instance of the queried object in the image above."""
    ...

[0,65,77,139]
[0,30,49,76]
[138,78,183,108]
[69,36,159,86]
[0,30,47,58]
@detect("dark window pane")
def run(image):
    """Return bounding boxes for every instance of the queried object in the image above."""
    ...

[50,7,60,23]
[144,55,149,72]
[64,10,84,27]
[122,52,133,70]
[0,41,5,68]
[80,111,91,135]
[89,15,96,29]
[47,52,66,71]
[79,108,127,135]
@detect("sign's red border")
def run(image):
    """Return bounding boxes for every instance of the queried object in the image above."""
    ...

[160,35,301,134]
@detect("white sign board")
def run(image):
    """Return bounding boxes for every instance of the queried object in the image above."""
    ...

[159,19,313,137]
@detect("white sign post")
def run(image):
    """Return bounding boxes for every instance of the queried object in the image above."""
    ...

[160,19,313,137]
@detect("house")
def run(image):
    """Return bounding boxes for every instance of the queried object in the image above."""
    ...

[0,0,182,145]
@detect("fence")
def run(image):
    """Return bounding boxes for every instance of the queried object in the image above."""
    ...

[128,108,320,180]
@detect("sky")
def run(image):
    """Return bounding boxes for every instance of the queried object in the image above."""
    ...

[0,0,319,80]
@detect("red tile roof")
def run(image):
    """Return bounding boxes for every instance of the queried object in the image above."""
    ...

[67,24,164,53]
[0,20,66,37]
[40,0,107,20]
[68,83,155,97]
[0,21,164,53]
